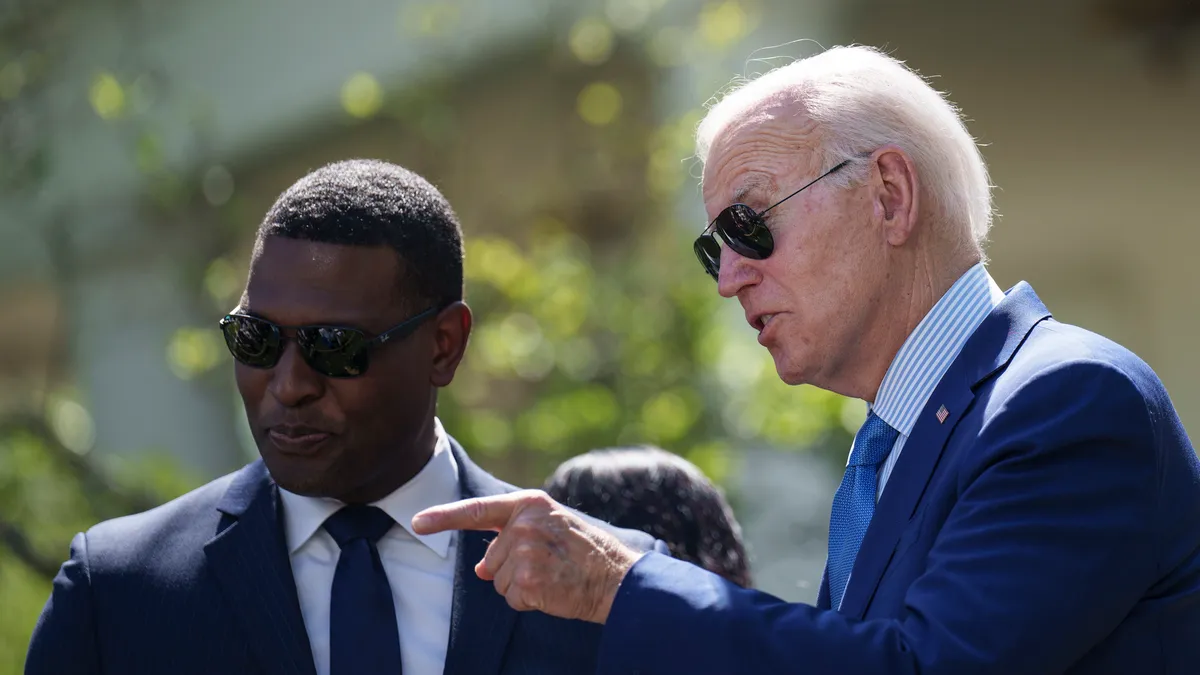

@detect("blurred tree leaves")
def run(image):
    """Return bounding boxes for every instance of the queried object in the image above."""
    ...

[89,72,127,120]
[341,73,386,120]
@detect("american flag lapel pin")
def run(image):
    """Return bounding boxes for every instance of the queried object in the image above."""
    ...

[935,405,949,424]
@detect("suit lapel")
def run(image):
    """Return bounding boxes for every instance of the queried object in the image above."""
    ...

[441,439,519,675]
[816,564,832,610]
[837,371,975,618]
[838,282,1053,619]
[204,461,317,675]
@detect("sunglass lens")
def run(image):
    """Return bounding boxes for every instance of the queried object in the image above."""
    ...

[694,235,721,279]
[718,204,773,259]
[220,315,282,368]
[298,327,369,377]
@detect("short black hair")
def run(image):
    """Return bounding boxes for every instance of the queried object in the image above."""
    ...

[259,159,463,306]
[544,446,753,587]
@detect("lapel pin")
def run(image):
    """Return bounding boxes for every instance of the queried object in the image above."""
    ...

[936,405,949,424]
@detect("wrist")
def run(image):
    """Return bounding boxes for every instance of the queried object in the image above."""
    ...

[589,543,643,624]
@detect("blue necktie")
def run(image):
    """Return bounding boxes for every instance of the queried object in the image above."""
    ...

[826,411,899,611]
[325,505,403,675]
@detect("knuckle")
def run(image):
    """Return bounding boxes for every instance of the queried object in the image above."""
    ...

[508,519,534,537]
[514,567,539,591]
[522,489,555,510]
[505,593,526,612]
[512,541,538,560]
[530,489,554,505]
[509,518,547,541]
[467,499,490,523]
[547,508,578,531]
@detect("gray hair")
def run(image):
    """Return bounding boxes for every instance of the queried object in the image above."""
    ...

[695,45,994,249]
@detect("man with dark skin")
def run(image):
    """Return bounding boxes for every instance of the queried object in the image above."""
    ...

[242,234,454,504]
[26,159,663,675]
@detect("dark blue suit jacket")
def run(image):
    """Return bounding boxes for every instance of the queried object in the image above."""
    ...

[26,438,664,675]
[598,283,1200,675]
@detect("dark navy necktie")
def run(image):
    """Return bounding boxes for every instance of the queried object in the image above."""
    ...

[324,505,403,675]
[826,411,899,611]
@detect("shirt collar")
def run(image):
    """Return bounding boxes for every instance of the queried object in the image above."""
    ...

[278,418,460,559]
[871,263,1005,436]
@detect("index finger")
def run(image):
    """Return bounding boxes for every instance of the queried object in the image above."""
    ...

[412,493,525,535]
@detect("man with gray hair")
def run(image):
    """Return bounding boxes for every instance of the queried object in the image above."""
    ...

[413,46,1200,673]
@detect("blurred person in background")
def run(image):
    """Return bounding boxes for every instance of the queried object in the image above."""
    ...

[24,159,663,675]
[414,45,1200,674]
[544,446,752,587]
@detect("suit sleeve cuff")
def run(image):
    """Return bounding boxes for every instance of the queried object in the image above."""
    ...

[597,552,731,673]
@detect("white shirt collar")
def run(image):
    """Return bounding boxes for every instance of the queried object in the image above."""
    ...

[278,418,460,559]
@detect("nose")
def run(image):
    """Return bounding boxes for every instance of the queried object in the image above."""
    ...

[266,341,324,408]
[716,244,760,298]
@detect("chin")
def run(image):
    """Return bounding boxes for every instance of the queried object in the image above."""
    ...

[770,356,808,386]
[769,344,817,387]
[775,368,809,386]
[259,448,339,498]
[264,462,323,496]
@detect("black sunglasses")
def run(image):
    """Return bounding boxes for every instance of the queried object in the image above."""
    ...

[693,158,855,280]
[218,305,442,378]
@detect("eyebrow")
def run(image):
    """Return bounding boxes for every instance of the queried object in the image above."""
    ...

[731,175,774,206]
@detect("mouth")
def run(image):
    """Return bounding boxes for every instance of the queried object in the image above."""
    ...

[749,313,778,333]
[267,425,333,454]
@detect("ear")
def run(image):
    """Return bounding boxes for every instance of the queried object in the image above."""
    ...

[871,146,920,246]
[430,301,472,387]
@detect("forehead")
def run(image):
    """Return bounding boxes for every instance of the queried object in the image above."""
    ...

[701,105,821,212]
[242,236,403,325]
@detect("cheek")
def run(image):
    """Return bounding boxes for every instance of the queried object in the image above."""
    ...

[773,215,857,303]
[769,214,873,345]
[234,365,268,412]
[798,199,878,284]
[326,371,421,435]
[324,380,372,426]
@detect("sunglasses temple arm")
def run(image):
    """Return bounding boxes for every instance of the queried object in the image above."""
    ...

[375,305,442,344]
[759,158,854,216]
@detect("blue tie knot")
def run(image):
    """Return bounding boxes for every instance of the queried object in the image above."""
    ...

[323,505,395,548]
[847,412,899,467]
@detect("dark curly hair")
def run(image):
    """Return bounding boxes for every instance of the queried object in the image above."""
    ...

[544,446,752,587]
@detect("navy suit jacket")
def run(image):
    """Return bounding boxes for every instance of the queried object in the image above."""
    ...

[598,283,1200,675]
[26,438,665,675]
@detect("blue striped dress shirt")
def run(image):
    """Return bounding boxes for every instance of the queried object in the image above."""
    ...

[837,263,1004,608]
[867,262,1006,500]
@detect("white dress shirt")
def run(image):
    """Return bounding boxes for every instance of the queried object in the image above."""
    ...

[279,419,460,675]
